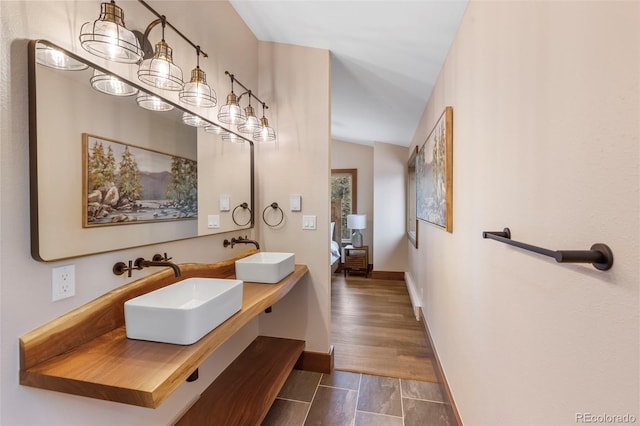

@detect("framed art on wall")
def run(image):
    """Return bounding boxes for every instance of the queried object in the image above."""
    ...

[416,106,453,232]
[82,134,198,227]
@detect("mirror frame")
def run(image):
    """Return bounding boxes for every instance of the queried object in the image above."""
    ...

[28,39,254,261]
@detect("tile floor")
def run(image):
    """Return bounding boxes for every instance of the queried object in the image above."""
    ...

[262,370,454,426]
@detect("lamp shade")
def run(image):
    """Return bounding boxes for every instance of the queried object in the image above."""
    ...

[237,104,260,134]
[179,66,216,107]
[252,116,276,142]
[137,40,184,91]
[218,92,246,125]
[79,0,143,64]
[182,112,208,127]
[36,44,88,71]
[347,214,366,230]
[136,93,174,111]
[90,69,137,96]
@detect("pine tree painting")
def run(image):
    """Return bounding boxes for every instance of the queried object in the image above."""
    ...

[416,107,453,232]
[83,134,197,226]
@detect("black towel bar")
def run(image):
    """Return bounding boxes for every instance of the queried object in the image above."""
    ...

[482,227,613,271]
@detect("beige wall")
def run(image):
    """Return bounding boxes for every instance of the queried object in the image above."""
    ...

[407,1,639,424]
[373,142,408,272]
[331,139,374,261]
[0,1,329,425]
[255,41,331,353]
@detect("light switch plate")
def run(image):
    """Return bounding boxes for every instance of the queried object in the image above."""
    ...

[208,214,220,228]
[302,215,316,230]
[290,195,301,212]
[219,195,230,212]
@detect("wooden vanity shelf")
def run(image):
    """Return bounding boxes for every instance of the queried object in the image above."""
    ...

[19,250,309,408]
[176,336,304,425]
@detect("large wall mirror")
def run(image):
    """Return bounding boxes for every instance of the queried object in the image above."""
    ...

[29,40,254,261]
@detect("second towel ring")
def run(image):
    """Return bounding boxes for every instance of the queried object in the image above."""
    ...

[232,202,252,226]
[262,202,284,227]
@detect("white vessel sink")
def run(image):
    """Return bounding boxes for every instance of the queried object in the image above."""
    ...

[124,277,243,345]
[235,252,295,284]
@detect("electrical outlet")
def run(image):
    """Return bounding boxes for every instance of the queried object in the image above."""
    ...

[52,265,75,301]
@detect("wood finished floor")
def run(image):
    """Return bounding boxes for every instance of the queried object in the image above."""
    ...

[331,273,438,382]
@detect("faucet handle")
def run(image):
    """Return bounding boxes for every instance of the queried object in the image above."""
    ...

[152,253,172,262]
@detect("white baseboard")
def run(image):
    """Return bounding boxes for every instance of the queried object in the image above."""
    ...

[404,271,421,321]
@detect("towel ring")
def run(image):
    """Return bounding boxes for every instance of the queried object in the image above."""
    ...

[232,202,252,226]
[262,202,284,227]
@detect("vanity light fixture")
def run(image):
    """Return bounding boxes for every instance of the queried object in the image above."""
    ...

[237,92,260,134]
[36,44,88,71]
[136,93,174,111]
[79,0,144,64]
[179,46,216,108]
[253,102,276,142]
[221,70,276,141]
[90,69,138,96]
[137,16,184,91]
[182,112,208,128]
[218,73,246,125]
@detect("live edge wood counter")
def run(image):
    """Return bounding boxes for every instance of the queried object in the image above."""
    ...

[19,250,309,408]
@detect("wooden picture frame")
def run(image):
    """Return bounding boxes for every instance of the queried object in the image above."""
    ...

[416,106,453,232]
[82,133,197,227]
[407,146,419,248]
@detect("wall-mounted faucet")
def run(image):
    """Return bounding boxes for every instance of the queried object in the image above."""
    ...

[223,235,260,250]
[134,255,181,277]
[113,253,181,277]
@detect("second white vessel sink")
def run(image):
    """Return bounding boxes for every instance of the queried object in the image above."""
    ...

[235,252,295,284]
[124,277,243,345]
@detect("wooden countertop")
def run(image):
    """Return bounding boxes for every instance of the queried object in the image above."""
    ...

[19,252,308,408]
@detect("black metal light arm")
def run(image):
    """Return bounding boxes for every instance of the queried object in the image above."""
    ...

[225,71,268,108]
[482,227,614,271]
[138,0,208,58]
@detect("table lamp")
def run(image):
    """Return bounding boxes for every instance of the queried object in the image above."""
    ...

[347,214,366,248]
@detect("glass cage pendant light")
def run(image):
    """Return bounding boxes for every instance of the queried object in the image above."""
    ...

[237,94,260,134]
[204,123,224,134]
[253,103,276,142]
[90,69,138,96]
[36,44,88,71]
[179,47,216,108]
[218,76,246,125]
[79,0,143,64]
[182,112,208,128]
[136,93,174,111]
[221,131,244,143]
[138,18,184,91]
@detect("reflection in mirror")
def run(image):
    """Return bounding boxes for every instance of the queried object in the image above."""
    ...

[29,40,253,261]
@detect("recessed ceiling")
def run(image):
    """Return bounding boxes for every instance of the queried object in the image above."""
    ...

[230,0,468,147]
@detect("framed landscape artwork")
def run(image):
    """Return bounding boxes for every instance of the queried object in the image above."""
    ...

[416,106,453,232]
[82,134,197,227]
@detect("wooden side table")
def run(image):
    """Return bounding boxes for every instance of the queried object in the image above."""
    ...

[344,245,369,277]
